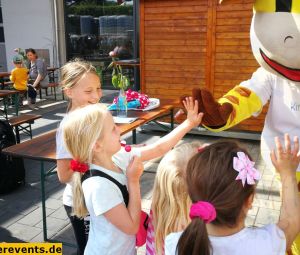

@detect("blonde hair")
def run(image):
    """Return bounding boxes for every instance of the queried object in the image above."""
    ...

[152,142,202,255]
[60,59,99,111]
[61,103,108,218]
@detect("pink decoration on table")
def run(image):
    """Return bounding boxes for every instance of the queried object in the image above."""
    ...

[113,89,150,109]
[233,152,261,187]
[189,201,216,224]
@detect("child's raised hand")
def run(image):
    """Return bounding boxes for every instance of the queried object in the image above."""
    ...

[270,134,300,176]
[183,97,204,128]
[126,156,144,183]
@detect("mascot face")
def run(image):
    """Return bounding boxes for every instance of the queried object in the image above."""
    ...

[250,0,300,82]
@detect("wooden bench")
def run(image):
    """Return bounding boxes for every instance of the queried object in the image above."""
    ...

[3,81,13,88]
[9,114,42,143]
[39,82,63,101]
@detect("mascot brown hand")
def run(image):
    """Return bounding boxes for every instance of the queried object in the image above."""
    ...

[193,88,233,128]
[175,88,233,128]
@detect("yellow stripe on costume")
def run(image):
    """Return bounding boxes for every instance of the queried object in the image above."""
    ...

[254,0,275,13]
[292,0,300,13]
[204,86,262,132]
[253,0,300,13]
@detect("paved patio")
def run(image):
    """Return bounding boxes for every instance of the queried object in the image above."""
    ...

[0,90,281,255]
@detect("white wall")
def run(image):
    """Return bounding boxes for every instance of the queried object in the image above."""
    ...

[2,0,57,71]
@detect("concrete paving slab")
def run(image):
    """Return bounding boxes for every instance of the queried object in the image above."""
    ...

[255,208,280,225]
[6,223,42,241]
[35,216,69,233]
[17,207,55,226]
[49,206,69,221]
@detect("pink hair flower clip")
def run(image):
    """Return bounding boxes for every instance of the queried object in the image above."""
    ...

[233,152,260,186]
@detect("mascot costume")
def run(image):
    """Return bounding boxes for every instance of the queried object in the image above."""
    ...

[189,0,300,253]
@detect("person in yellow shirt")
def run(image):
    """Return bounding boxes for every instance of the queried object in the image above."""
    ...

[10,55,28,106]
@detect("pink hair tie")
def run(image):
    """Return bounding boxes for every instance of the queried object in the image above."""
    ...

[189,201,216,224]
[70,159,89,173]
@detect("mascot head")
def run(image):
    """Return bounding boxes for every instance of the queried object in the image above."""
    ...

[251,0,300,82]
[221,0,300,82]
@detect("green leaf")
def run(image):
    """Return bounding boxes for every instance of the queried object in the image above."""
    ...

[112,74,119,88]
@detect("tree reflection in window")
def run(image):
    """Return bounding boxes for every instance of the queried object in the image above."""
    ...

[65,0,134,89]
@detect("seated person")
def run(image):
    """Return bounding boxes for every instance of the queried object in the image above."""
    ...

[26,48,49,105]
[9,55,28,106]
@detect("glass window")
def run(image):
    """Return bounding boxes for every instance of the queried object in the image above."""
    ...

[0,27,4,43]
[64,0,136,89]
[0,7,2,23]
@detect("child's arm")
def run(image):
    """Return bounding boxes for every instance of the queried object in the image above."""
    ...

[271,134,300,249]
[139,97,203,162]
[104,156,143,235]
[10,70,16,83]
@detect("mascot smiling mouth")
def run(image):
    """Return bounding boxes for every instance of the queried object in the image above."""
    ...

[260,49,300,82]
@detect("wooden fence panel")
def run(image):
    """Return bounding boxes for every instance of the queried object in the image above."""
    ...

[140,0,265,132]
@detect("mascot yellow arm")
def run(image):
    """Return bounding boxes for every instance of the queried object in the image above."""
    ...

[204,86,262,132]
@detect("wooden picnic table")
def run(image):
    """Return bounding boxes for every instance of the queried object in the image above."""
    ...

[47,67,59,72]
[46,67,59,83]
[0,72,11,89]
[0,90,20,119]
[0,71,11,78]
[2,98,178,242]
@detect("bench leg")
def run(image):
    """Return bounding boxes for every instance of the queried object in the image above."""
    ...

[15,126,20,143]
[132,129,137,144]
[54,86,57,101]
[40,161,48,241]
[13,94,19,116]
[29,124,32,139]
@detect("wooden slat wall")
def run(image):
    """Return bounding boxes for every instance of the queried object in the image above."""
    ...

[140,0,266,132]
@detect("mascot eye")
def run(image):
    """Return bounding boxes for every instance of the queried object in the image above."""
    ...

[284,35,294,43]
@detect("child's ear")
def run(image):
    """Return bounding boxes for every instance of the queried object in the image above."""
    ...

[64,88,72,98]
[245,193,254,210]
[93,140,103,152]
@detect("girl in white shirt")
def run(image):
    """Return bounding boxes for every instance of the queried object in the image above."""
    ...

[61,101,203,255]
[56,59,103,255]
[165,136,300,255]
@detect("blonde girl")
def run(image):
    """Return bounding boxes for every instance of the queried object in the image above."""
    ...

[146,142,202,255]
[56,59,102,255]
[62,99,203,255]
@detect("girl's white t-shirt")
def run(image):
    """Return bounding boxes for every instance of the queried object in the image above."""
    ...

[56,117,73,207]
[165,224,286,255]
[82,149,141,255]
